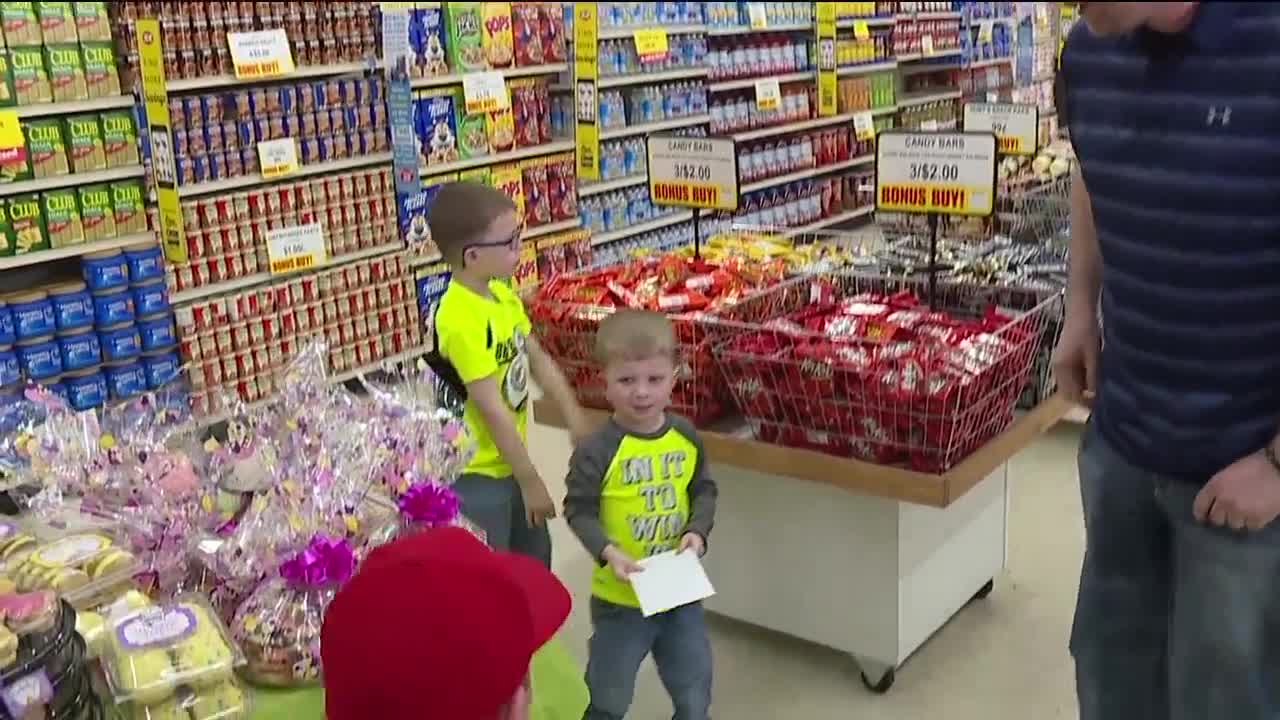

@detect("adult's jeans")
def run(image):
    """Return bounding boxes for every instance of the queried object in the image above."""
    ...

[1072,423,1280,720]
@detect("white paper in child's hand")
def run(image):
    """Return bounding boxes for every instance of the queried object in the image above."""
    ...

[630,550,716,618]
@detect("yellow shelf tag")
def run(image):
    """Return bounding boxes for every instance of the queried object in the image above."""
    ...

[854,20,871,41]
[462,71,511,114]
[228,29,295,79]
[634,28,669,63]
[754,79,782,112]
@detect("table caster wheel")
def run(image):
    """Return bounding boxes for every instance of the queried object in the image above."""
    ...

[973,579,994,601]
[860,668,895,694]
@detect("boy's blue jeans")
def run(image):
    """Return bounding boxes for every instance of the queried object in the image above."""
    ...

[1073,423,1280,720]
[454,474,552,568]
[583,597,712,720]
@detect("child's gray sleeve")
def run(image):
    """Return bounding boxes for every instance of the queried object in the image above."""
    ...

[563,427,625,563]
[684,432,719,542]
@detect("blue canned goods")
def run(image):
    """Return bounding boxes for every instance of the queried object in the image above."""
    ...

[104,362,146,400]
[56,328,102,372]
[63,368,107,411]
[0,304,13,346]
[0,347,18,387]
[98,323,141,363]
[123,243,164,283]
[130,279,170,318]
[47,281,94,332]
[16,337,63,379]
[136,313,176,352]
[92,289,135,328]
[81,250,130,291]
[7,291,55,340]
[141,350,181,389]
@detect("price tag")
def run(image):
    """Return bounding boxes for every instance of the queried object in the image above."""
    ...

[978,23,993,43]
[633,28,669,63]
[853,111,875,141]
[0,109,24,165]
[922,35,935,56]
[921,120,939,131]
[962,102,1039,156]
[754,79,781,112]
[227,29,295,79]
[853,20,871,41]
[267,222,327,274]
[647,135,739,212]
[875,131,998,217]
[462,71,510,114]
[748,3,768,29]
[256,138,299,179]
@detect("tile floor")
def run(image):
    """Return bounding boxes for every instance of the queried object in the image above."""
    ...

[528,418,1087,719]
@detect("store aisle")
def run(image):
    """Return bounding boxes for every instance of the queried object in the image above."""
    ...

[528,419,1087,720]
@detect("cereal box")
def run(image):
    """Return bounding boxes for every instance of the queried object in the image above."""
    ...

[509,79,540,148]
[42,187,83,248]
[0,50,16,108]
[80,41,121,98]
[7,193,46,255]
[398,183,445,258]
[457,166,491,186]
[547,153,578,221]
[512,3,544,67]
[10,46,51,104]
[63,114,105,172]
[100,111,138,168]
[451,88,490,160]
[0,202,14,257]
[72,1,108,40]
[412,6,449,77]
[35,1,74,43]
[1,3,42,47]
[415,263,453,341]
[444,2,485,73]
[23,118,68,178]
[490,162,525,221]
[44,43,87,102]
[416,89,460,166]
[543,2,568,63]
[110,180,144,233]
[521,157,550,228]
[512,242,537,291]
[486,105,515,154]
[482,3,515,69]
[77,183,114,241]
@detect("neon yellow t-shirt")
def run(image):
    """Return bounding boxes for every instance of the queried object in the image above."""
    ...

[435,279,531,478]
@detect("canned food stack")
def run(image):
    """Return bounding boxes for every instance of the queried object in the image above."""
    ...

[176,250,424,416]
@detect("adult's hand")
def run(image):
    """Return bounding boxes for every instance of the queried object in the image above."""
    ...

[1051,312,1100,406]
[1194,449,1280,532]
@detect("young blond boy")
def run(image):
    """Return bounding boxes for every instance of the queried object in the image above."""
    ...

[427,182,588,567]
[563,310,718,720]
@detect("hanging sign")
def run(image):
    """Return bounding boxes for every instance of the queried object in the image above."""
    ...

[633,28,669,63]
[816,3,838,117]
[575,2,601,181]
[754,79,781,112]
[875,131,998,217]
[137,18,185,263]
[962,102,1039,156]
[257,138,299,178]
[647,135,739,212]
[463,71,510,114]
[227,29,295,79]
[267,223,327,274]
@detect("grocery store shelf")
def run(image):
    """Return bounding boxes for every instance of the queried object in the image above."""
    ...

[0,232,156,271]
[598,23,706,39]
[411,63,570,89]
[708,70,815,93]
[419,141,575,176]
[706,22,814,35]
[579,174,648,197]
[167,60,378,92]
[908,11,963,21]
[525,218,582,240]
[836,16,897,28]
[898,48,964,63]
[172,243,403,305]
[730,112,858,142]
[837,60,898,76]
[0,165,144,198]
[599,67,707,88]
[898,88,963,108]
[591,210,693,246]
[966,56,1013,69]
[409,251,443,269]
[16,95,135,118]
[780,204,875,237]
[740,154,874,195]
[873,104,899,116]
[180,154,392,197]
[599,114,710,140]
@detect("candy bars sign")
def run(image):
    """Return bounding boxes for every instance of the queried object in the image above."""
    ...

[875,131,998,217]
[962,102,1039,156]
[646,135,739,212]
[228,29,296,79]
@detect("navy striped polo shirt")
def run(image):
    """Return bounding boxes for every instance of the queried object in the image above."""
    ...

[1062,3,1280,481]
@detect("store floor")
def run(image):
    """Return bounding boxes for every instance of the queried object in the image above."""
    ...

[527,418,1087,720]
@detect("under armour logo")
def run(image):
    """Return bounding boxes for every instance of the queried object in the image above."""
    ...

[1207,105,1232,126]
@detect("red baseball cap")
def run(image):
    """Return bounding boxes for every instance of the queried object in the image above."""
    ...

[322,526,572,719]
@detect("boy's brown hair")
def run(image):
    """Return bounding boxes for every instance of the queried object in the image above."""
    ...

[594,310,677,365]
[426,182,517,265]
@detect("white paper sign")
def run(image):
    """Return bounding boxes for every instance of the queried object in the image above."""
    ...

[754,78,781,112]
[267,222,327,274]
[853,111,875,141]
[227,29,296,79]
[629,550,716,617]
[962,102,1039,156]
[875,131,998,216]
[256,138,299,178]
[646,134,740,211]
[462,71,510,113]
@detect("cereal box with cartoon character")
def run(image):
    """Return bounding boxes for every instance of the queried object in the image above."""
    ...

[452,88,490,159]
[512,3,544,67]
[399,182,446,259]
[411,5,449,78]
[416,89,460,167]
[482,3,515,69]
[444,2,486,73]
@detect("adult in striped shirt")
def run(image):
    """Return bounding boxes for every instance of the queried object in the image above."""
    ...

[1056,3,1280,720]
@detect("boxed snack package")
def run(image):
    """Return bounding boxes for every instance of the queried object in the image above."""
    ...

[7,193,46,255]
[411,4,448,77]
[415,89,460,166]
[521,157,550,228]
[490,162,525,221]
[509,79,541,148]
[0,50,16,107]
[5,531,138,607]
[42,187,83,248]
[0,202,14,256]
[77,183,115,241]
[512,2,545,67]
[547,153,578,221]
[444,2,486,72]
[24,118,68,178]
[486,103,515,153]
[100,110,138,167]
[1,2,43,46]
[513,242,537,290]
[35,0,74,43]
[10,46,52,104]
[482,2,515,68]
[111,180,145,233]
[452,88,489,159]
[72,0,109,41]
[457,166,490,186]
[63,113,106,172]
[542,2,568,63]
[45,43,88,102]
[80,41,121,98]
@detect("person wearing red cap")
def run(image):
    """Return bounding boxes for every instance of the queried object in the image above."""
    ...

[321,526,573,719]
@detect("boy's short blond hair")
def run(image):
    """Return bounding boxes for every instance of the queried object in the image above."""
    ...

[426,182,517,265]
[594,310,677,365]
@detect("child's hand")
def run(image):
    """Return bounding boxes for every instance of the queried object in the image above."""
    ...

[679,532,706,557]
[602,545,644,582]
[516,471,557,528]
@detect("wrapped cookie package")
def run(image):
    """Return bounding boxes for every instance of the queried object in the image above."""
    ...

[2,529,140,609]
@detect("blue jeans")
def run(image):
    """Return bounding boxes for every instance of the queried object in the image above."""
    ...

[453,474,552,568]
[584,597,713,720]
[1072,423,1280,720]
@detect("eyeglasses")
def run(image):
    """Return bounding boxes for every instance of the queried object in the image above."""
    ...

[464,225,523,254]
